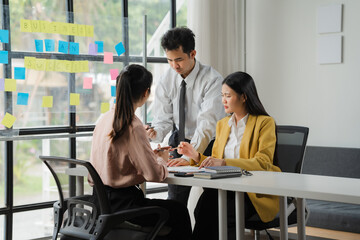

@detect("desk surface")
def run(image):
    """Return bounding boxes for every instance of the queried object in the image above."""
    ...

[65,167,360,205]
[163,171,360,205]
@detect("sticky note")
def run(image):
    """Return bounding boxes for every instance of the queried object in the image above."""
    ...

[17,92,29,105]
[83,77,93,89]
[69,42,79,55]
[31,20,40,32]
[35,58,46,71]
[34,39,44,52]
[20,19,32,32]
[0,78,4,91]
[111,86,116,97]
[104,52,113,64]
[115,42,125,56]
[39,20,50,33]
[1,112,16,128]
[70,93,80,106]
[77,24,86,37]
[24,57,36,69]
[95,41,104,53]
[46,59,55,72]
[69,24,78,36]
[85,25,94,37]
[42,96,53,108]
[0,51,8,64]
[14,67,26,80]
[58,40,68,54]
[4,79,16,92]
[59,22,69,35]
[44,39,55,52]
[0,29,9,43]
[110,69,119,80]
[101,102,110,113]
[88,43,97,55]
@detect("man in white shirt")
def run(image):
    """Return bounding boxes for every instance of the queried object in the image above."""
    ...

[146,27,225,205]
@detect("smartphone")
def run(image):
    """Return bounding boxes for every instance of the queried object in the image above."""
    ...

[174,172,194,177]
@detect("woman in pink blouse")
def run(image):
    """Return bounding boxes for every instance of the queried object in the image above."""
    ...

[90,64,191,240]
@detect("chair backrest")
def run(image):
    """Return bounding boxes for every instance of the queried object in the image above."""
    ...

[276,126,309,173]
[40,155,110,240]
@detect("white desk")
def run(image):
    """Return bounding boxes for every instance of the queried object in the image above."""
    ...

[65,167,360,240]
[162,171,360,240]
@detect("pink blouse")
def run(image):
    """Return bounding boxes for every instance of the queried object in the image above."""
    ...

[89,107,168,188]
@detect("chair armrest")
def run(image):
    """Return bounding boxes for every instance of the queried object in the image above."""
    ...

[93,206,169,240]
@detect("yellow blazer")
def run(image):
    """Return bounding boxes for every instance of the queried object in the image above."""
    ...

[191,114,281,222]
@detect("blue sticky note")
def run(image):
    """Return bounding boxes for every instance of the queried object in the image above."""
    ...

[0,51,8,64]
[14,67,26,80]
[44,39,55,52]
[35,39,44,52]
[115,41,125,56]
[17,92,29,105]
[58,40,69,54]
[0,29,9,43]
[69,42,79,55]
[95,41,104,53]
[111,85,116,97]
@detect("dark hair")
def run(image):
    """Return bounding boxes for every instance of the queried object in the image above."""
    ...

[222,71,269,116]
[108,64,152,142]
[161,27,195,55]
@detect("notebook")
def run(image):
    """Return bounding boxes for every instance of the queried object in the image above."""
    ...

[193,172,242,179]
[167,166,204,173]
[204,166,242,173]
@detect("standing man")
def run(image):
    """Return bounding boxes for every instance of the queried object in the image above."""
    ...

[146,27,225,205]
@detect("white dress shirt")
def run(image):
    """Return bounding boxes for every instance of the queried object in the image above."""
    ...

[151,60,225,157]
[223,114,249,159]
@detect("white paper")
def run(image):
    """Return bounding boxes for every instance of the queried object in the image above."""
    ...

[317,4,342,33]
[318,35,342,64]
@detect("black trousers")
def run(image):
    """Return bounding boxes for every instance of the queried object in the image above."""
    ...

[99,185,192,240]
[192,188,257,240]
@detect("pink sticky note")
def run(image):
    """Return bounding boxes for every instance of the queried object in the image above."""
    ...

[104,52,113,64]
[110,69,119,80]
[83,77,93,89]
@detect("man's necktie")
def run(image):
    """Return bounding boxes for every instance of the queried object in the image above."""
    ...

[178,80,186,142]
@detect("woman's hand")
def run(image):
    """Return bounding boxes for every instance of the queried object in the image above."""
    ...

[176,142,200,163]
[154,144,169,162]
[145,125,157,140]
[199,157,225,168]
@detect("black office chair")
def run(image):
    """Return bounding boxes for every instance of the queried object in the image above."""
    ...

[245,125,309,240]
[40,155,169,240]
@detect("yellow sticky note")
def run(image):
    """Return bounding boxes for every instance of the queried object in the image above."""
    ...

[42,96,53,108]
[30,20,41,33]
[4,79,16,92]
[101,102,110,113]
[46,59,55,72]
[71,61,80,73]
[64,60,72,73]
[80,61,89,72]
[59,22,69,35]
[77,24,86,37]
[1,112,16,128]
[20,19,32,32]
[35,58,46,71]
[70,93,80,106]
[49,22,60,34]
[85,25,94,37]
[55,60,66,72]
[69,23,78,36]
[39,20,50,33]
[24,57,36,69]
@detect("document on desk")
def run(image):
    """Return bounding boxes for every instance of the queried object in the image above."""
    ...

[167,166,204,173]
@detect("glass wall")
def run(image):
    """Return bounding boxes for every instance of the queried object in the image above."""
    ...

[0,1,187,239]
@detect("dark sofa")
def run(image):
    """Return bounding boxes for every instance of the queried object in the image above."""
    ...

[301,146,360,233]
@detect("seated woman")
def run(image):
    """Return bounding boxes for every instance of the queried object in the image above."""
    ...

[89,64,191,240]
[178,71,281,240]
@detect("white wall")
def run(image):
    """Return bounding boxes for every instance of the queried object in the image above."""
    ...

[246,0,360,148]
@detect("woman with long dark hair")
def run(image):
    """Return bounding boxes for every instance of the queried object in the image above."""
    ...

[90,64,191,240]
[178,71,281,239]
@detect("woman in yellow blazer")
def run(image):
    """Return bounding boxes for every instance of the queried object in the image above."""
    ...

[178,71,281,240]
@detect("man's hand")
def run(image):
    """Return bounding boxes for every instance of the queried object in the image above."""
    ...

[167,158,190,167]
[144,125,157,140]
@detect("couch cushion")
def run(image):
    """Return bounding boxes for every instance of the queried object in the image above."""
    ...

[306,199,360,233]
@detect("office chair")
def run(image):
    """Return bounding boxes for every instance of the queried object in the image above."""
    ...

[40,155,169,240]
[245,126,309,240]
